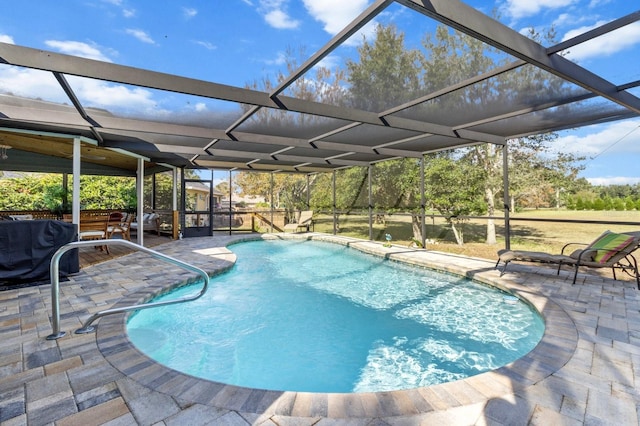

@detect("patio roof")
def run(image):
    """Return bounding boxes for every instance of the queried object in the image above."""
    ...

[0,0,638,175]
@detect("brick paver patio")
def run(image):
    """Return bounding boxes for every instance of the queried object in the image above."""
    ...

[1,233,638,425]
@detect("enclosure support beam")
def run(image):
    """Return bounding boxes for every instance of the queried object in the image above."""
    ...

[421,157,426,248]
[332,170,337,235]
[151,173,156,211]
[368,165,373,241]
[171,168,178,240]
[270,172,274,234]
[228,171,233,235]
[306,174,310,209]
[502,143,511,250]
[72,138,81,229]
[136,157,144,246]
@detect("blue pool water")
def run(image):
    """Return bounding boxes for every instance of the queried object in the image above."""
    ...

[127,239,544,393]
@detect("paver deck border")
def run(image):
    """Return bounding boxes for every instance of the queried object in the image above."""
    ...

[95,234,578,420]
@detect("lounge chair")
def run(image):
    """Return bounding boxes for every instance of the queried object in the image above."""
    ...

[496,230,640,288]
[284,210,313,233]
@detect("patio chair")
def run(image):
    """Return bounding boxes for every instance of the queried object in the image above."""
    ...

[496,230,640,289]
[79,215,110,254]
[107,212,134,241]
[284,210,314,233]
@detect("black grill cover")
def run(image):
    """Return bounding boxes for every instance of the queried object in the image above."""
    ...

[0,219,79,281]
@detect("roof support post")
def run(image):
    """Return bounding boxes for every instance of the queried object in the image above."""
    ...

[72,138,81,230]
[368,165,373,241]
[502,143,511,250]
[172,167,178,240]
[270,172,274,234]
[228,171,233,235]
[306,174,310,209]
[332,170,337,236]
[136,157,144,246]
[420,156,426,249]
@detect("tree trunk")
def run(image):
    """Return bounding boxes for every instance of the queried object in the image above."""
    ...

[411,214,423,245]
[485,187,497,244]
[451,221,464,245]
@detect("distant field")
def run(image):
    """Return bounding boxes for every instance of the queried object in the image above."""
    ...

[312,209,640,262]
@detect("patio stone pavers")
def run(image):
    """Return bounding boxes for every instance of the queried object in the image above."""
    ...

[0,233,638,425]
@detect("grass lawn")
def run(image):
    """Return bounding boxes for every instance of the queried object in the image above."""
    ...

[312,209,640,262]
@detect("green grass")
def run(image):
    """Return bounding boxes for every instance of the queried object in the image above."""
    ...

[310,209,640,261]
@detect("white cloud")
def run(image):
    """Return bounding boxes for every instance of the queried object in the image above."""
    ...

[0,64,161,117]
[552,12,593,28]
[502,0,577,20]
[256,1,300,30]
[265,51,287,66]
[587,0,613,7]
[0,34,14,44]
[125,28,155,44]
[587,176,640,185]
[194,102,207,112]
[560,22,640,62]
[194,40,216,50]
[183,7,198,19]
[555,119,640,156]
[302,0,375,46]
[102,0,135,18]
[44,40,113,62]
[0,66,67,100]
[315,54,341,70]
[66,75,159,114]
[557,120,640,186]
[264,9,300,29]
[302,0,369,35]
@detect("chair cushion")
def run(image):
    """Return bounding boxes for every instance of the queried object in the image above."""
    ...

[569,249,597,262]
[589,231,636,264]
[80,230,105,239]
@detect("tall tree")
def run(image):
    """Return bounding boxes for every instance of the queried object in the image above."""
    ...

[345,25,426,241]
[347,24,423,111]
[423,155,486,245]
[235,48,345,217]
[418,24,581,244]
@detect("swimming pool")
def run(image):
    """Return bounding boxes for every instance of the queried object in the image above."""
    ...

[127,239,544,393]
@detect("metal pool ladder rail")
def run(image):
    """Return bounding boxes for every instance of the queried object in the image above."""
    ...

[46,239,210,340]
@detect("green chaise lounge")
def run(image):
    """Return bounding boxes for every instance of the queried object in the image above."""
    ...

[496,230,640,288]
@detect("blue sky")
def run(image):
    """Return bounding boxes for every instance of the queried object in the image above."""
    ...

[0,0,639,185]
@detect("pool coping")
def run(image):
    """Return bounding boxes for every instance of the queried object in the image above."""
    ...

[94,233,578,421]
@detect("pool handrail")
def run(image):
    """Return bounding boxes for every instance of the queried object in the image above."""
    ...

[46,239,210,340]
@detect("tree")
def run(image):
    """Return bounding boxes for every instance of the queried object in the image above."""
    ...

[418,24,582,244]
[347,25,423,111]
[235,48,345,218]
[0,173,136,211]
[78,176,136,210]
[423,155,486,245]
[345,25,426,241]
[0,173,65,210]
[235,171,312,219]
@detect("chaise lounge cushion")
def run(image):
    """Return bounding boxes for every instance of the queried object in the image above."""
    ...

[588,231,636,264]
